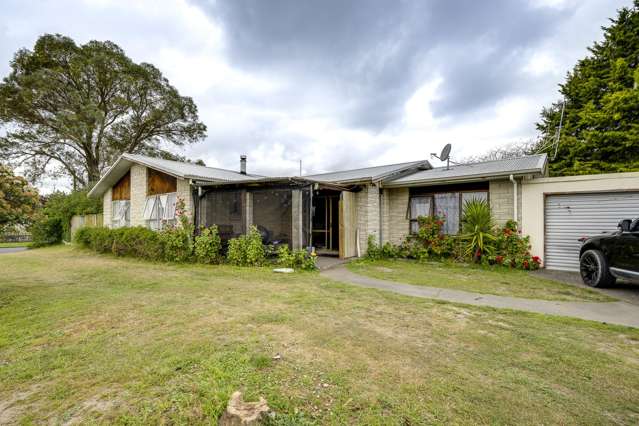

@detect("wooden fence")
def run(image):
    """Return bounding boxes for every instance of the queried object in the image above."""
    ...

[70,214,103,238]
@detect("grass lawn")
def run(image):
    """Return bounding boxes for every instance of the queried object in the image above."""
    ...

[0,242,31,248]
[347,258,612,302]
[1,247,638,424]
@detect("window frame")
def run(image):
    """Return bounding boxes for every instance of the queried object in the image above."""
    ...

[144,192,178,230]
[408,189,489,235]
[111,199,131,228]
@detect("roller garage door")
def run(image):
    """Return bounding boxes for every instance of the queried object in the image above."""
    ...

[545,192,639,271]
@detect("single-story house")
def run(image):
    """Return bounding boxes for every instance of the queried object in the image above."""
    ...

[88,152,546,256]
[88,153,639,271]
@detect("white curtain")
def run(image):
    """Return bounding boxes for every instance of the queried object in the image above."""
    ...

[143,197,156,220]
[410,196,432,233]
[163,193,177,220]
[435,193,460,234]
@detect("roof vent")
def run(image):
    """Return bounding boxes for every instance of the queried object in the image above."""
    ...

[240,155,247,175]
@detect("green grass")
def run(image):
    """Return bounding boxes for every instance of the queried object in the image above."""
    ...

[347,258,613,302]
[1,247,638,424]
[0,242,31,248]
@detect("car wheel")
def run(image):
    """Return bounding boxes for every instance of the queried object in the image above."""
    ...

[579,249,615,287]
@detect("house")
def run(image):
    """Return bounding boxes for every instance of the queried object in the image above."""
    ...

[88,152,548,258]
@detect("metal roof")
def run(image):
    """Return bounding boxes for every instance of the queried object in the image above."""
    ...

[88,153,261,197]
[384,154,548,187]
[303,160,431,184]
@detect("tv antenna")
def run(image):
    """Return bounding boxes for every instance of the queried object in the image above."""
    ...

[431,143,452,170]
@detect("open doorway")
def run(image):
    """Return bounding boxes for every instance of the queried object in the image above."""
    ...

[312,190,340,255]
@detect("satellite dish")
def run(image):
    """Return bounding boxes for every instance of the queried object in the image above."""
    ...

[440,143,452,162]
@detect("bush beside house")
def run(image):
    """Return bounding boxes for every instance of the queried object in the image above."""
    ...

[367,200,541,271]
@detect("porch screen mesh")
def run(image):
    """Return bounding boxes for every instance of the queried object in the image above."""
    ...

[251,189,292,245]
[201,190,245,240]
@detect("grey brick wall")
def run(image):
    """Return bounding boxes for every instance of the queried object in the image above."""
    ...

[130,164,147,227]
[489,178,521,226]
[176,176,194,223]
[381,187,409,245]
[355,183,380,255]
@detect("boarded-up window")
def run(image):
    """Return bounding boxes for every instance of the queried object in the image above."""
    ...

[147,168,177,195]
[112,171,131,200]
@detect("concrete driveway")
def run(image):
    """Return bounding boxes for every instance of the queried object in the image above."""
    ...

[0,247,28,254]
[532,269,639,306]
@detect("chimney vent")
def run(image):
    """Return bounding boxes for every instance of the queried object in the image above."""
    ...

[240,155,247,174]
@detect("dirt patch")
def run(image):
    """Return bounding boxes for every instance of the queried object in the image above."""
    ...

[0,384,42,425]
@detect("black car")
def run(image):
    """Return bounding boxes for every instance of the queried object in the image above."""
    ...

[579,219,639,287]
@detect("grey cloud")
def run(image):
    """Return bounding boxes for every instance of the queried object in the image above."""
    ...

[191,0,570,128]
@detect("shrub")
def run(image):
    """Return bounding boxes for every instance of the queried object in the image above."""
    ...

[42,190,102,240]
[277,246,317,270]
[366,235,403,260]
[30,217,64,247]
[405,215,454,260]
[459,199,496,262]
[489,220,541,270]
[158,226,193,262]
[227,226,265,266]
[194,226,222,264]
[110,227,163,259]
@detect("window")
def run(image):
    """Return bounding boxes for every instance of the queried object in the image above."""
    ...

[409,190,489,235]
[111,200,130,228]
[144,192,178,230]
[409,196,432,233]
[435,193,460,235]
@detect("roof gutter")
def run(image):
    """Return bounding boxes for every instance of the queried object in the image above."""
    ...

[381,168,543,188]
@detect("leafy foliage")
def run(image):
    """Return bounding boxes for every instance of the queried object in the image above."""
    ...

[193,226,222,264]
[459,199,495,262]
[226,226,266,266]
[535,2,639,175]
[366,235,404,260]
[40,190,102,239]
[489,220,541,270]
[157,197,194,262]
[75,226,162,259]
[0,164,39,234]
[0,34,207,186]
[30,217,64,247]
[277,246,317,270]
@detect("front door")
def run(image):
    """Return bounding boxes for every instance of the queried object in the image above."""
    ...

[311,193,340,254]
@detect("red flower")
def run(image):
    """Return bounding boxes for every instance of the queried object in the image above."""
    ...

[523,260,530,269]
[532,256,541,264]
[495,255,504,264]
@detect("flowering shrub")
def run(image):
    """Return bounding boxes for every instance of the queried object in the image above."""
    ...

[489,220,541,270]
[405,215,454,260]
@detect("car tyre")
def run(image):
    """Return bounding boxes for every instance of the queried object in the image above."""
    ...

[579,249,615,288]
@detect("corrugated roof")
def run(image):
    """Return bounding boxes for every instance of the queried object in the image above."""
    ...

[122,154,262,182]
[303,160,431,184]
[384,154,547,187]
[88,153,261,197]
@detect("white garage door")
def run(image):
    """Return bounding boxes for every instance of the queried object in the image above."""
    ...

[545,192,639,271]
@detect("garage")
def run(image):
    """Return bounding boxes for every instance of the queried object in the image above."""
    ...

[544,192,639,271]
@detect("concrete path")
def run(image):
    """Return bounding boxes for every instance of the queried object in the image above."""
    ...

[0,247,28,254]
[321,265,639,328]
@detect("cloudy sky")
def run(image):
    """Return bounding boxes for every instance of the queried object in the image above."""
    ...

[0,0,630,190]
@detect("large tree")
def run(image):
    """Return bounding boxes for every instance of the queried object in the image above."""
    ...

[0,164,39,234]
[0,34,207,187]
[535,1,639,176]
